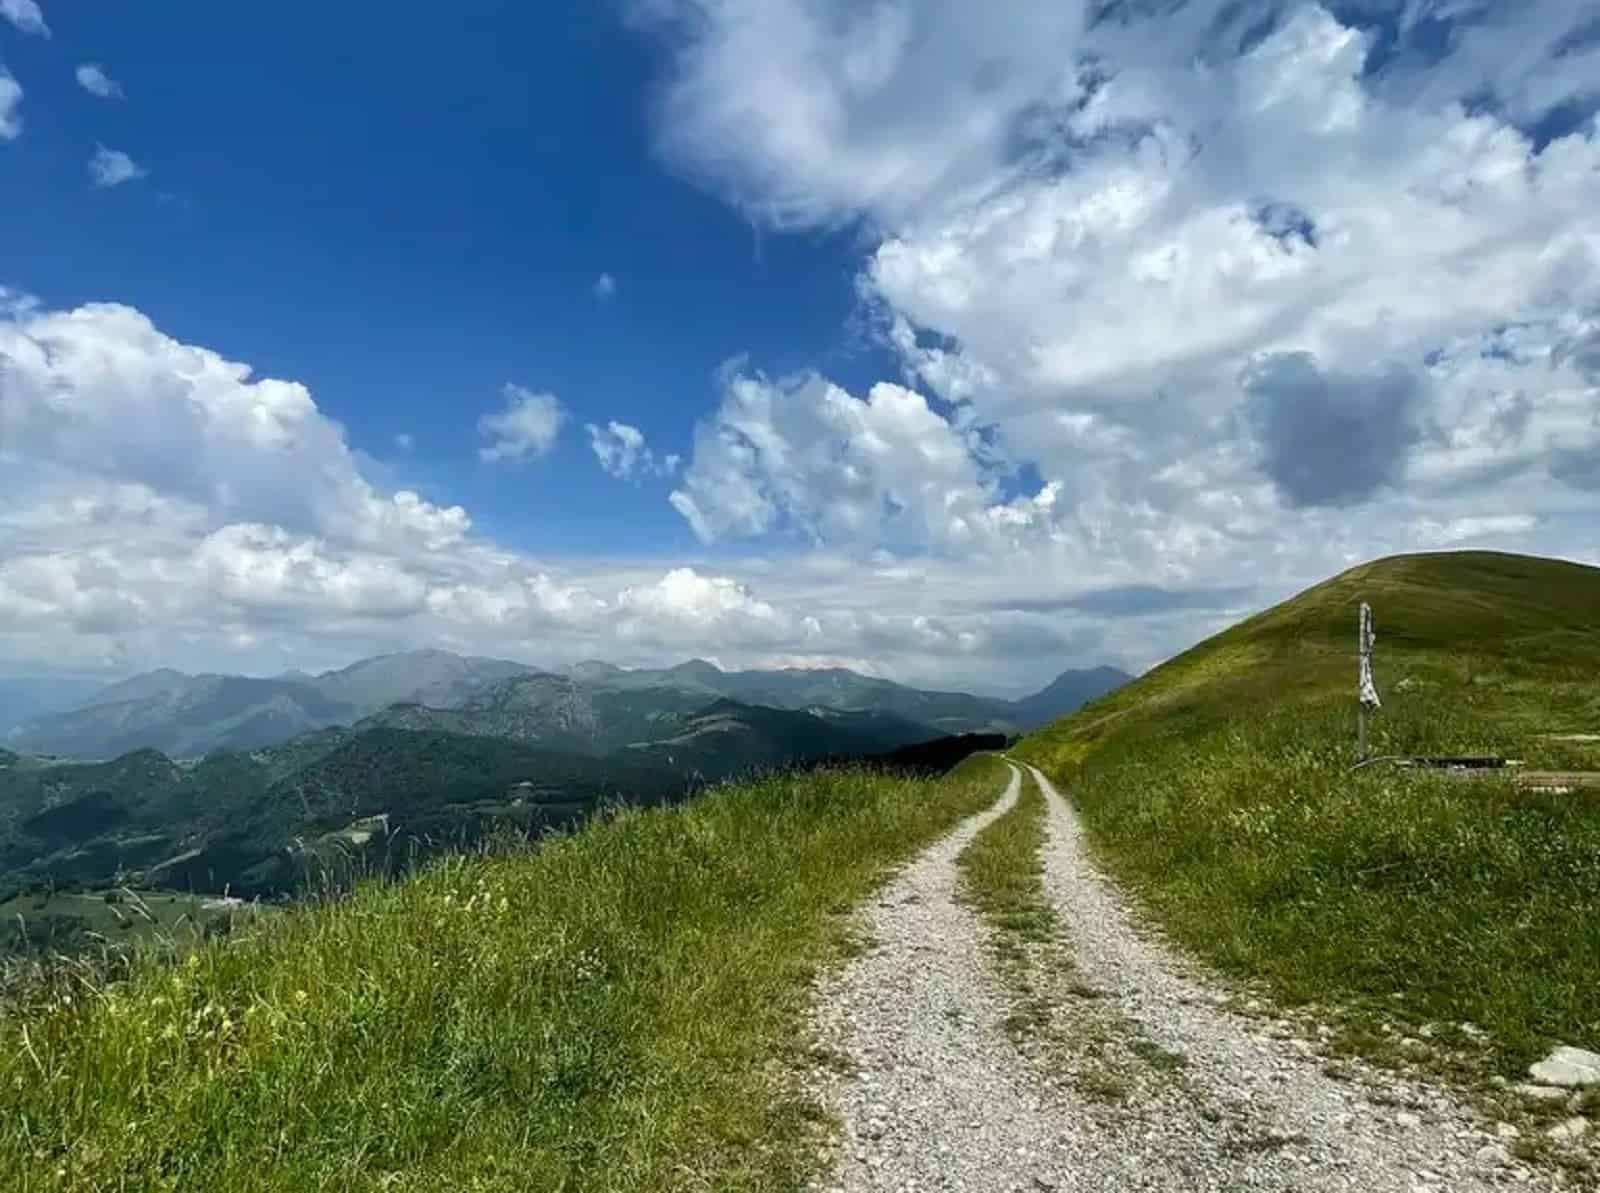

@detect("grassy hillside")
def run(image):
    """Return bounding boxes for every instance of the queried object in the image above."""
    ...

[1016,550,1600,1071]
[0,756,1007,1191]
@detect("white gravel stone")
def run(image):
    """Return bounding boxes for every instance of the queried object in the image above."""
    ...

[1529,1047,1600,1088]
[1546,1117,1590,1144]
[1514,1083,1571,1102]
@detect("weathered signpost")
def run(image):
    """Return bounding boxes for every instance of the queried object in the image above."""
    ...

[1357,601,1380,762]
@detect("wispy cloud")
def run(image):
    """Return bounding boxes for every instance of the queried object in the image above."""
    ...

[75,64,124,99]
[0,0,48,37]
[0,68,20,141]
[88,145,146,188]
[587,420,677,481]
[478,384,566,462]
[592,272,617,301]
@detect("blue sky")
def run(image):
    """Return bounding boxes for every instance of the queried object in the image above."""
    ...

[1,1,1597,695]
[1,1,890,557]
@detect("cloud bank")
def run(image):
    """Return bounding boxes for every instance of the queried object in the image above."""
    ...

[640,0,1600,636]
[1,296,1142,692]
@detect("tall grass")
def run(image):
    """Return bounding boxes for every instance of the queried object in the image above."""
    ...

[0,757,1006,1192]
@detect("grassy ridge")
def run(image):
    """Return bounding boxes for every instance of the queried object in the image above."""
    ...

[0,757,1007,1192]
[1017,551,1600,1071]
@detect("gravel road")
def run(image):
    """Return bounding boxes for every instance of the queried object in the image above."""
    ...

[805,761,1575,1192]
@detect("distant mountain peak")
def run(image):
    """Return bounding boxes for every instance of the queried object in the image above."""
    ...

[1010,665,1133,728]
[13,648,1131,761]
[319,648,462,677]
[1033,664,1133,693]
[566,660,625,680]
[85,667,198,708]
[667,658,724,679]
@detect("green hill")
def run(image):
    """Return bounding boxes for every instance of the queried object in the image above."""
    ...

[2,550,1591,1189]
[1017,550,1600,1069]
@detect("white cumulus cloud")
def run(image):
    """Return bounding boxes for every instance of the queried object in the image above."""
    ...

[0,300,471,553]
[616,567,789,641]
[0,293,1194,691]
[477,384,566,462]
[88,145,146,188]
[75,64,123,99]
[644,0,1600,643]
[669,367,1019,551]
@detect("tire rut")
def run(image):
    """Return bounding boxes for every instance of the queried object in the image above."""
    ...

[806,763,1082,1191]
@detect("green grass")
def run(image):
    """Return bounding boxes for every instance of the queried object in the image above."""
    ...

[956,764,1056,1040]
[0,756,1007,1192]
[957,766,1054,952]
[1016,551,1600,1076]
[956,766,1193,1102]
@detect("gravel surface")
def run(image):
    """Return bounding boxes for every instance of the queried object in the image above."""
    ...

[803,761,1578,1191]
[807,762,1091,1192]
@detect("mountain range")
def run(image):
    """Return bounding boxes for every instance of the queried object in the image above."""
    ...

[3,653,1132,761]
[0,699,989,910]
